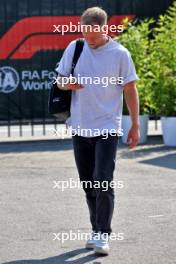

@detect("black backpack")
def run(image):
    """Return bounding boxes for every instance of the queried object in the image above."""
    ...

[48,39,84,121]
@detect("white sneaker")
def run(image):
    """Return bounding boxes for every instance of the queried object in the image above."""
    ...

[85,231,98,249]
[94,233,110,255]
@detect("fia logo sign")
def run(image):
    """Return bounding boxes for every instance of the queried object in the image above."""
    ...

[0,66,20,93]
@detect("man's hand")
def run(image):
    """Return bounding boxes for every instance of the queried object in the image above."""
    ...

[56,74,84,90]
[127,124,140,149]
[65,83,83,90]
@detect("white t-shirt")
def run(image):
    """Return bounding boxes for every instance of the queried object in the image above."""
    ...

[56,37,139,137]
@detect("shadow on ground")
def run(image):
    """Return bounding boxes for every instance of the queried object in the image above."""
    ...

[0,136,176,171]
[0,136,162,154]
[0,139,73,154]
[118,137,176,170]
[140,153,176,170]
[3,248,103,264]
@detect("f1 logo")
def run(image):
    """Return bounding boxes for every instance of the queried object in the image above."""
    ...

[0,15,134,60]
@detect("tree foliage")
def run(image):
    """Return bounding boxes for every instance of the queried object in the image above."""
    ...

[117,1,176,116]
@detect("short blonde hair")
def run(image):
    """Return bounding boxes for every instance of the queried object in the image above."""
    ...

[81,7,107,26]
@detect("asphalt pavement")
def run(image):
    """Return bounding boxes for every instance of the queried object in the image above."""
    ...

[0,137,176,264]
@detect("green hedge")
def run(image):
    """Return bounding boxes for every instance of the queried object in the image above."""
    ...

[117,1,176,117]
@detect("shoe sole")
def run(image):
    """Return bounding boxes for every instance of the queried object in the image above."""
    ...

[85,243,95,249]
[94,246,109,255]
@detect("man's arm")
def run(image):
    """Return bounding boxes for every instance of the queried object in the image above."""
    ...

[55,40,83,91]
[123,81,140,149]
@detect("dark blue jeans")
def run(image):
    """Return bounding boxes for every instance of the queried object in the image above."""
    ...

[72,133,119,235]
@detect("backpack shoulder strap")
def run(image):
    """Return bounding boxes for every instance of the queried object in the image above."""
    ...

[71,38,84,75]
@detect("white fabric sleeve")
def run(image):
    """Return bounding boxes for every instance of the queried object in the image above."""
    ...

[119,49,139,86]
[55,40,76,77]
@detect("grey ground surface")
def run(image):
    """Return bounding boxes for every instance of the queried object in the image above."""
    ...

[0,137,176,264]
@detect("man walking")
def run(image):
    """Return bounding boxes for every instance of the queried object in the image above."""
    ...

[56,6,140,255]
